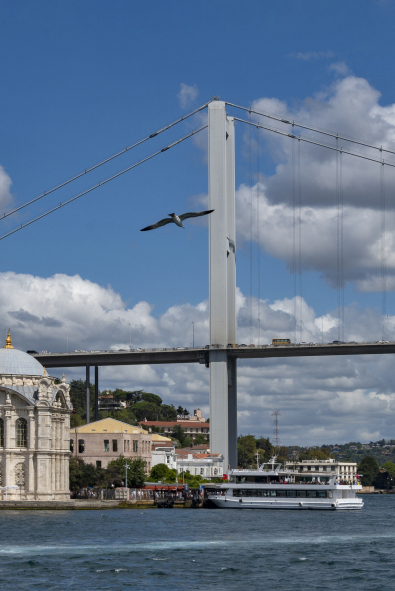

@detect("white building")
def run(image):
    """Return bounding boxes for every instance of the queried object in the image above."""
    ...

[151,446,224,479]
[0,330,72,500]
[285,458,358,483]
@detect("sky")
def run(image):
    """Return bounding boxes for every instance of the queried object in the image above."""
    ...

[1,0,395,445]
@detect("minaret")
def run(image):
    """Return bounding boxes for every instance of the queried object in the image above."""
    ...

[3,328,14,349]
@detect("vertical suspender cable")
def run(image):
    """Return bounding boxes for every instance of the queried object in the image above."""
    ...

[340,148,345,341]
[336,135,341,341]
[380,151,387,340]
[292,124,297,344]
[257,126,261,347]
[298,138,303,343]
[249,110,253,344]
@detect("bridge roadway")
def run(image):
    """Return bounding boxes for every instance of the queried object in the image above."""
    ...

[33,342,395,369]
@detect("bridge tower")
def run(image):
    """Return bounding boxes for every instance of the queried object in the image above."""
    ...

[208,101,237,471]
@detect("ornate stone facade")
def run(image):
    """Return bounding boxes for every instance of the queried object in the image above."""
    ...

[0,330,72,500]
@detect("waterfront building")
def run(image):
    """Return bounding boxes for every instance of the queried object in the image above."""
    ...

[151,445,224,478]
[70,417,153,470]
[176,408,206,423]
[0,330,72,500]
[285,458,358,482]
[139,418,210,441]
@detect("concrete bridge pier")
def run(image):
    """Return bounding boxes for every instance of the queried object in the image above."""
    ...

[208,101,237,471]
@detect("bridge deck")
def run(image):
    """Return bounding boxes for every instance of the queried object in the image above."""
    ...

[33,342,395,368]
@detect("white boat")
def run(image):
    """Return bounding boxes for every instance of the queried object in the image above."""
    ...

[208,457,363,510]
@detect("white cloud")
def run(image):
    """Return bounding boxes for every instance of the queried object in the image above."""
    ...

[177,83,198,109]
[0,165,13,211]
[2,271,395,445]
[288,51,335,61]
[235,182,395,290]
[329,61,350,76]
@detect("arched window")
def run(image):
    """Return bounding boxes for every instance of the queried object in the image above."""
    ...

[0,418,4,447]
[78,439,85,453]
[15,418,27,448]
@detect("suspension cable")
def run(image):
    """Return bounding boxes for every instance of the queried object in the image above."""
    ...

[336,136,340,341]
[257,125,261,347]
[292,127,297,344]
[380,152,387,340]
[233,117,395,170]
[298,138,303,344]
[226,102,395,158]
[0,126,207,243]
[1,102,209,222]
[340,148,345,341]
[249,110,253,344]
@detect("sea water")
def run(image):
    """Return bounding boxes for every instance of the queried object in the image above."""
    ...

[0,495,393,590]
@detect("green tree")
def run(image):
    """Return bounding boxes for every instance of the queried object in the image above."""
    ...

[298,448,332,461]
[358,455,380,486]
[69,458,104,490]
[70,413,85,428]
[149,463,177,482]
[237,435,257,467]
[382,462,395,477]
[172,425,186,447]
[142,392,163,406]
[107,456,147,487]
[193,434,207,445]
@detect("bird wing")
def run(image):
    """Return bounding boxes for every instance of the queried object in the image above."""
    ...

[140,217,174,231]
[179,209,214,222]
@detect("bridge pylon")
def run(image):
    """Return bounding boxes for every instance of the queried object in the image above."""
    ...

[208,101,237,471]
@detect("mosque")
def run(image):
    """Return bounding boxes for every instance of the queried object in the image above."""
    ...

[0,330,72,500]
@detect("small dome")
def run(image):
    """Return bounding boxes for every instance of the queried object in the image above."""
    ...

[0,330,44,376]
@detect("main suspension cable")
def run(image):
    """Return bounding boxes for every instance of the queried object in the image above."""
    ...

[0,126,207,243]
[257,126,261,347]
[233,117,395,170]
[1,102,209,222]
[292,128,297,344]
[226,101,395,158]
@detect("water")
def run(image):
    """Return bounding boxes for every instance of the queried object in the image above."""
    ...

[0,495,394,590]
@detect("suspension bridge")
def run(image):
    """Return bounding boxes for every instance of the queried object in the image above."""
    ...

[3,99,394,471]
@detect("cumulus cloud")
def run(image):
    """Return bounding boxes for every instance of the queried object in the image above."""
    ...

[251,75,395,210]
[235,182,395,290]
[0,165,13,211]
[177,83,198,109]
[288,50,335,61]
[1,271,395,444]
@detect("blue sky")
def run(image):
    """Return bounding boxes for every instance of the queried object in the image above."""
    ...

[2,1,395,443]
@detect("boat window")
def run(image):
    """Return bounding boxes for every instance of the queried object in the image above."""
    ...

[287,491,297,497]
[317,491,327,498]
[247,490,254,497]
[296,491,306,497]
[255,477,267,483]
[276,490,287,497]
[306,490,317,498]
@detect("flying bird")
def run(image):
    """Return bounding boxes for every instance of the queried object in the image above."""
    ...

[140,210,214,232]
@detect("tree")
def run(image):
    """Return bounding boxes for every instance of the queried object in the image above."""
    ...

[69,458,104,491]
[358,455,380,486]
[149,463,177,482]
[172,425,186,446]
[70,413,85,428]
[107,456,147,487]
[382,461,395,477]
[237,435,257,467]
[142,392,163,406]
[298,448,332,461]
[193,434,207,445]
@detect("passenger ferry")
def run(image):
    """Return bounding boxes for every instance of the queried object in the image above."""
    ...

[208,457,363,510]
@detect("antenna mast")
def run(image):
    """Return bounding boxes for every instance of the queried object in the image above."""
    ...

[271,410,281,450]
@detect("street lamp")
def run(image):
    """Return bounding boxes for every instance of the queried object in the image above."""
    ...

[192,322,194,348]
[124,461,130,488]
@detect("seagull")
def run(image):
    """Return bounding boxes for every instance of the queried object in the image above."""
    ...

[140,210,214,231]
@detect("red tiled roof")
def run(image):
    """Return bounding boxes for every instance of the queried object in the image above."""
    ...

[139,420,209,428]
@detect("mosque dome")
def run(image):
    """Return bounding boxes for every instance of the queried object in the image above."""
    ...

[0,329,45,376]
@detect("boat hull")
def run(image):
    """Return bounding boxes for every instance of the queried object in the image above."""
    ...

[208,496,363,510]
